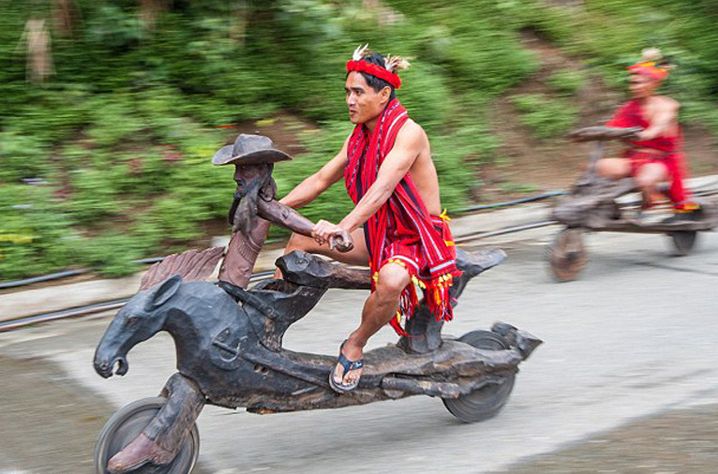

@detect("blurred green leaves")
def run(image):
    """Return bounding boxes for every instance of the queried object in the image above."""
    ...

[511,93,578,139]
[1,0,717,279]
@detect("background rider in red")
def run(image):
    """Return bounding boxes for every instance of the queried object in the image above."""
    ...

[596,48,700,218]
[277,45,460,393]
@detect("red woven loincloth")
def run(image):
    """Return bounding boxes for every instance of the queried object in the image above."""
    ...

[344,99,461,335]
[606,99,692,208]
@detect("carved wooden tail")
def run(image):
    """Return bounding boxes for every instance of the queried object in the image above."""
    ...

[139,247,225,290]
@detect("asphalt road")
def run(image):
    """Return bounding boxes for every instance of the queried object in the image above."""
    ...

[1,226,717,473]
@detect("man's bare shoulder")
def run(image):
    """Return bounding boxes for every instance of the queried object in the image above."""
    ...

[396,119,428,145]
[652,95,680,110]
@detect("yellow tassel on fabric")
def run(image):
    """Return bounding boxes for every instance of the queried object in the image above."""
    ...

[388,258,407,269]
[439,208,451,222]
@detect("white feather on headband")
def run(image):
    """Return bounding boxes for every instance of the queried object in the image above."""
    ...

[384,54,411,72]
[352,44,369,61]
[351,44,411,73]
[641,47,663,62]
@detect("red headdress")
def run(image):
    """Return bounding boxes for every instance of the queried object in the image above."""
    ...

[627,48,671,81]
[345,44,408,90]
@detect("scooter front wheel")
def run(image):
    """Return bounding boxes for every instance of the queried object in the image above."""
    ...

[442,330,516,423]
[94,397,200,474]
[547,227,587,282]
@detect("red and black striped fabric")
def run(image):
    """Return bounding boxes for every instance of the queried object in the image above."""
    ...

[344,99,461,335]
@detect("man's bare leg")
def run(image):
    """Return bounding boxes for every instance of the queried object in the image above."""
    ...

[635,162,668,207]
[331,262,410,387]
[596,158,669,209]
[595,157,632,180]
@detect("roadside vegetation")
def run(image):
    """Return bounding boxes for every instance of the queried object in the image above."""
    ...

[1,0,717,279]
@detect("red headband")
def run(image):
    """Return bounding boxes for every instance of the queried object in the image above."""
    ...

[346,60,402,89]
[627,62,669,81]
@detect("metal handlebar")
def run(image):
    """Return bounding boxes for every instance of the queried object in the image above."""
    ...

[567,126,643,142]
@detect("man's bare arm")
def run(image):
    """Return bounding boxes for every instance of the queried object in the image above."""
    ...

[338,123,423,232]
[279,137,349,209]
[638,98,679,140]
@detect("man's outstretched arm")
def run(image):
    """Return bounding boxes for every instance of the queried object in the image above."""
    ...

[337,122,424,233]
[638,98,679,141]
[279,137,349,209]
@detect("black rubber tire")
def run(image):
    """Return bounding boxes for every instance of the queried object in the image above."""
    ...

[547,228,588,282]
[94,397,200,474]
[669,231,698,256]
[442,330,516,423]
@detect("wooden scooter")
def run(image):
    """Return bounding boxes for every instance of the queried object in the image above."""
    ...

[92,134,542,473]
[548,126,718,281]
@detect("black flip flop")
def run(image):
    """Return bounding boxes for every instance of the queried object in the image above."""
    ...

[328,340,364,393]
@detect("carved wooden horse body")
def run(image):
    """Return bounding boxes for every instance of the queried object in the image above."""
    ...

[94,248,540,471]
[93,134,541,472]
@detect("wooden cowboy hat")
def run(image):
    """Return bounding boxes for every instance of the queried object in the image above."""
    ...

[212,134,293,166]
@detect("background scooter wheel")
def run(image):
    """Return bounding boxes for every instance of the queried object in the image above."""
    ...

[442,330,516,423]
[94,397,200,474]
[547,227,588,282]
[668,230,697,256]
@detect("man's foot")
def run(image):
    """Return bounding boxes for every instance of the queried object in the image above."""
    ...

[329,339,364,393]
[663,202,703,223]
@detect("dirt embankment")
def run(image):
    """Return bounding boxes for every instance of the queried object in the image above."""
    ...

[480,30,718,202]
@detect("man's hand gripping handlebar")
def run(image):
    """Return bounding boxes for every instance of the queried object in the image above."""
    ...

[311,219,354,252]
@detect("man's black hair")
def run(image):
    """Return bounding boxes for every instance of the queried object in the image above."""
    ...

[351,52,397,101]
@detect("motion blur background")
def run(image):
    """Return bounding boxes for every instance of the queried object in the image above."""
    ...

[2,0,718,281]
[3,2,718,473]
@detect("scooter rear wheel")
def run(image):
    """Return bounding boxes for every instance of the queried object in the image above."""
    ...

[668,231,697,256]
[442,330,515,423]
[94,397,200,474]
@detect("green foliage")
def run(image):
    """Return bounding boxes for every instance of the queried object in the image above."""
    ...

[1,0,718,280]
[547,69,586,96]
[0,185,77,279]
[398,62,453,130]
[0,132,50,181]
[62,167,119,224]
[521,0,718,133]
[499,181,539,194]
[85,97,147,147]
[85,4,145,50]
[272,121,354,235]
[72,233,143,278]
[511,94,578,139]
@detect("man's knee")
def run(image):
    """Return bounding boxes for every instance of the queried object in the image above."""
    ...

[375,263,410,299]
[635,174,656,189]
[636,164,666,188]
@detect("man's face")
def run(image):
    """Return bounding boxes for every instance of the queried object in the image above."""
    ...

[345,71,390,125]
[629,72,659,99]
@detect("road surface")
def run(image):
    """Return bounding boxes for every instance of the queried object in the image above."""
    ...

[1,227,717,473]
